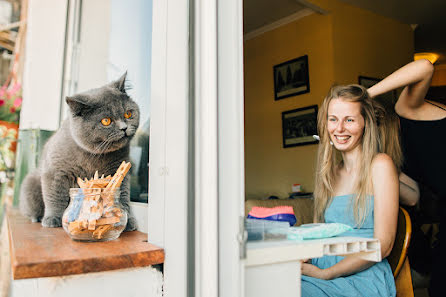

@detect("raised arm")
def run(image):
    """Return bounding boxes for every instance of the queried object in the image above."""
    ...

[367,59,434,111]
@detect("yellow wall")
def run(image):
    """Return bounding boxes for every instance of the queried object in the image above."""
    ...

[331,3,414,83]
[244,13,334,199]
[244,0,413,200]
[431,64,446,86]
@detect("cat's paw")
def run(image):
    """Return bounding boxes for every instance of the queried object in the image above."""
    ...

[30,216,42,223]
[124,217,138,231]
[41,216,62,228]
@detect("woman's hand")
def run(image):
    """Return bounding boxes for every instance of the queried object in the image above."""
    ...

[302,262,331,280]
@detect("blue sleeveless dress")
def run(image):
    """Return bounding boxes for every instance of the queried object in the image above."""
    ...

[301,195,396,297]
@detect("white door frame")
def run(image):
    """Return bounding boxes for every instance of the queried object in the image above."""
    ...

[148,0,189,297]
[149,0,244,296]
[194,0,245,296]
[193,0,219,295]
[217,0,246,296]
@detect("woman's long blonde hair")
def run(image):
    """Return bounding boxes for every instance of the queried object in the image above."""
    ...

[313,84,402,226]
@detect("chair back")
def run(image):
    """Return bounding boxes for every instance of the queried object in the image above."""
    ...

[388,207,412,278]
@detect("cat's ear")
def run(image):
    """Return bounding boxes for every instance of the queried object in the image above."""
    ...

[111,72,128,94]
[66,96,91,116]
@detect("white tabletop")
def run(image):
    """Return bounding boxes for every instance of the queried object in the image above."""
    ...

[246,236,381,267]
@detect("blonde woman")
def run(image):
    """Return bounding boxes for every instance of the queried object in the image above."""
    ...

[301,85,399,296]
[368,59,446,297]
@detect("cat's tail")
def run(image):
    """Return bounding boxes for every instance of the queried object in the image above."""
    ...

[19,170,44,222]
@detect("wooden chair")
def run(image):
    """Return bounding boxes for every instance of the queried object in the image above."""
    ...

[388,207,414,297]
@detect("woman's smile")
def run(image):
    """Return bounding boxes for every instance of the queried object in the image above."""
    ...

[333,135,351,143]
[327,98,365,152]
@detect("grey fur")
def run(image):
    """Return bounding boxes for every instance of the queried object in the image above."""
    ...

[19,73,140,230]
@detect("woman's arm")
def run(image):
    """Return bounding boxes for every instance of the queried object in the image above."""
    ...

[367,59,434,111]
[302,154,399,279]
[399,172,420,206]
[370,154,399,258]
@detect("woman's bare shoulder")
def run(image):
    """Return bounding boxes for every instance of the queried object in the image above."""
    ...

[371,153,396,174]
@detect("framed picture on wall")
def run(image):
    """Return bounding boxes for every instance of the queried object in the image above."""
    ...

[274,55,310,100]
[282,105,319,148]
[358,76,398,105]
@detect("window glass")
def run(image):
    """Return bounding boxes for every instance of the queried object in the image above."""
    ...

[70,0,152,202]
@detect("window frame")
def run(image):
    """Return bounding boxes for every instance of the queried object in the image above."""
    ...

[217,1,246,296]
[147,0,190,297]
[148,0,245,296]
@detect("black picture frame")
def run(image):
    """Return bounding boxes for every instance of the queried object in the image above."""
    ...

[274,55,310,100]
[282,105,319,148]
[358,76,398,105]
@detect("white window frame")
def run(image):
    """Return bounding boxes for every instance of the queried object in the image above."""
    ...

[148,0,245,296]
[217,1,245,296]
[148,1,189,297]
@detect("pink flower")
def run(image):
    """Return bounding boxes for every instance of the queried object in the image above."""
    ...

[10,107,16,113]
[13,97,22,108]
[11,83,21,93]
[0,99,4,106]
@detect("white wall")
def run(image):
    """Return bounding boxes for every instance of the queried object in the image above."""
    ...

[76,0,111,92]
[11,267,163,297]
[20,0,68,130]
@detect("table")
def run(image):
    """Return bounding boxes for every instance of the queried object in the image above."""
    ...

[245,237,381,297]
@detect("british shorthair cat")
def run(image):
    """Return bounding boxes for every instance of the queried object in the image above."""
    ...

[19,73,140,231]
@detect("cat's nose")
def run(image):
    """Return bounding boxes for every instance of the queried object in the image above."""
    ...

[117,121,128,131]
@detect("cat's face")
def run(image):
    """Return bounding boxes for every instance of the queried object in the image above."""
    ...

[66,73,140,154]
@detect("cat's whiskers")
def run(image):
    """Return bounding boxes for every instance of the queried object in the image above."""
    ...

[88,131,122,160]
[85,138,113,164]
[91,140,109,155]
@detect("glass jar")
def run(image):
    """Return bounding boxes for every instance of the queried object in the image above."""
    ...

[62,188,128,242]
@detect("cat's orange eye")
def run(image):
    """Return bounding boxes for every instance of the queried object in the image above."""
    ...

[124,111,132,119]
[101,118,112,126]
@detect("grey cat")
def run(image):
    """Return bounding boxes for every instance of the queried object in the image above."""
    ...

[19,73,139,231]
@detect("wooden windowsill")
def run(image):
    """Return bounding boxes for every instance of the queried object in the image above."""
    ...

[7,208,164,280]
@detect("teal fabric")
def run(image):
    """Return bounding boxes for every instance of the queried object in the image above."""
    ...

[287,223,353,240]
[301,194,396,297]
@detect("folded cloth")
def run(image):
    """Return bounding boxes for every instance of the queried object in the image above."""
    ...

[286,223,352,240]
[247,205,297,226]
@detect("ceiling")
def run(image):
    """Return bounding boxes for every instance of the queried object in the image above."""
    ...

[243,0,306,34]
[243,0,446,64]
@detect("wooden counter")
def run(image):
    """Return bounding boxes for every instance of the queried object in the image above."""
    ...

[7,208,164,279]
